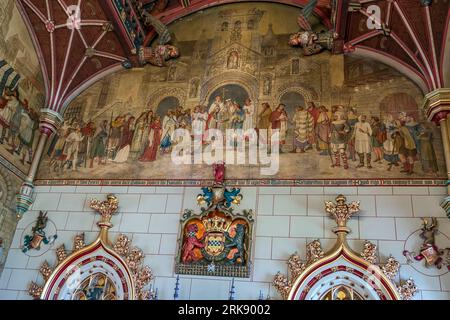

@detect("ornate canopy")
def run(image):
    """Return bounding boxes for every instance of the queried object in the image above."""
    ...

[273,195,417,301]
[28,195,154,300]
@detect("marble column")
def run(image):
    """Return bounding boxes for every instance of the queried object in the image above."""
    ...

[423,88,450,217]
[16,109,62,219]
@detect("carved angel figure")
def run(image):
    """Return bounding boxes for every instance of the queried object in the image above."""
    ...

[288,0,333,56]
[139,10,179,67]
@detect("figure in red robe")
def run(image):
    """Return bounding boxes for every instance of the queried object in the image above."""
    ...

[139,116,162,162]
[213,161,225,185]
[270,104,287,152]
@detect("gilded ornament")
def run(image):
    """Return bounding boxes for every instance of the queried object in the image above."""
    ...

[39,261,53,281]
[28,282,43,299]
[272,272,292,300]
[89,194,119,227]
[324,195,360,227]
[113,234,131,256]
[397,278,417,300]
[27,195,154,300]
[73,233,86,251]
[126,247,145,273]
[306,240,324,264]
[56,245,67,264]
[361,241,378,264]
[287,253,306,281]
[272,195,416,300]
[381,255,400,280]
[134,265,154,300]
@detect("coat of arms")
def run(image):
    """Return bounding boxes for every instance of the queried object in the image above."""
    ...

[403,218,450,270]
[175,163,253,278]
[22,211,57,253]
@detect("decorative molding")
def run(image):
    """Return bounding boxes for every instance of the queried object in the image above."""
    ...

[422,88,450,124]
[33,178,447,187]
[0,155,27,180]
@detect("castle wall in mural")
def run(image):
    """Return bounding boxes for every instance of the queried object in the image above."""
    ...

[37,3,445,182]
[0,1,45,175]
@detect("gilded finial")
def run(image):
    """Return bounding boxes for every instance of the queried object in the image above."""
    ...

[324,194,360,236]
[89,194,119,229]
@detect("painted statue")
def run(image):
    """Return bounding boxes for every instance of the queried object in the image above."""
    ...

[213,161,225,185]
[181,223,205,263]
[139,11,179,66]
[22,211,57,253]
[225,224,246,265]
[288,0,333,55]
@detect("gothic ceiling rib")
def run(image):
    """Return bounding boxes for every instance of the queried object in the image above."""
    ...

[15,0,129,113]
[345,0,450,92]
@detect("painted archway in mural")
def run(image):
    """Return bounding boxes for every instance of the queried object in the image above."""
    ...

[147,87,187,111]
[207,84,250,108]
[200,71,259,106]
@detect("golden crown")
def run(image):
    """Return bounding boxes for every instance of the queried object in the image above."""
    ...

[201,215,232,233]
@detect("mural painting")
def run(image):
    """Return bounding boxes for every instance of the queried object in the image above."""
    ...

[0,1,45,175]
[36,3,445,182]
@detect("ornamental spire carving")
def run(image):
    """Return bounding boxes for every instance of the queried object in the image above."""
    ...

[325,194,360,229]
[90,194,119,228]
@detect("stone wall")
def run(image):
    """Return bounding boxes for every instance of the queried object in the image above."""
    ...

[0,185,449,300]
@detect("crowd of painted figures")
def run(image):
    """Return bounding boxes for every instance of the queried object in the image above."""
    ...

[0,88,39,165]
[48,96,439,175]
[290,102,439,175]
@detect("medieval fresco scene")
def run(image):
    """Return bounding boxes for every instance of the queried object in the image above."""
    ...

[36,2,445,181]
[0,0,45,175]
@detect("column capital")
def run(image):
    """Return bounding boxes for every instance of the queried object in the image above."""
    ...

[39,109,63,136]
[422,88,450,125]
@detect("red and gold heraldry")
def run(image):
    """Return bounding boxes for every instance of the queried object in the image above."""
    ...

[175,181,254,278]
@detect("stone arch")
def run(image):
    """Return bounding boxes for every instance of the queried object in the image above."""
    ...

[146,87,187,110]
[275,83,318,106]
[200,71,259,106]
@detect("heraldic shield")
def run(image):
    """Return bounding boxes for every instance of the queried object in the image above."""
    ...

[175,185,254,278]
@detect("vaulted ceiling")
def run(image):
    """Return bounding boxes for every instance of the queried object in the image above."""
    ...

[15,0,450,115]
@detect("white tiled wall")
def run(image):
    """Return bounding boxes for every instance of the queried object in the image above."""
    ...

[1,185,450,300]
